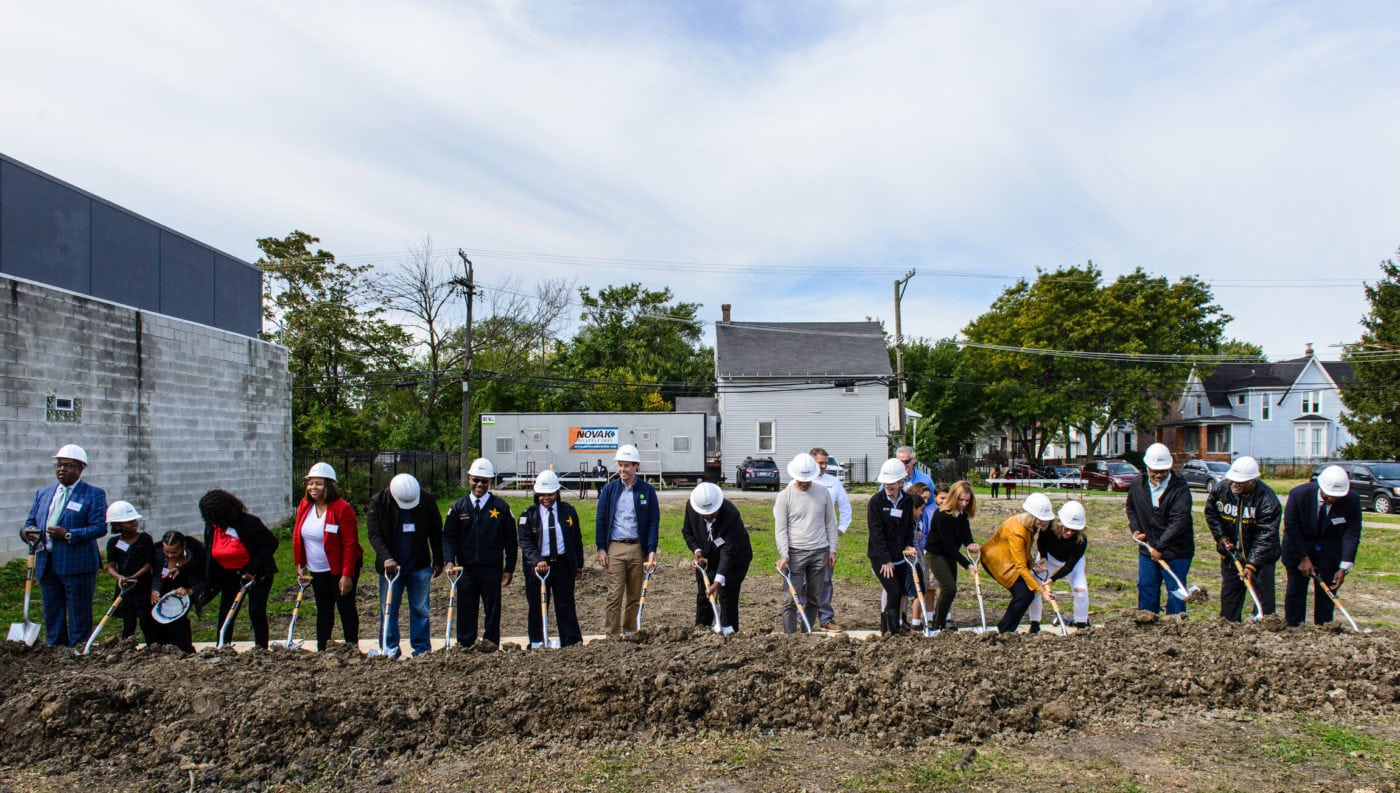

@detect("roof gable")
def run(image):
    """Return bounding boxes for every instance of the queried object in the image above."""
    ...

[1199,356,1354,406]
[715,321,893,378]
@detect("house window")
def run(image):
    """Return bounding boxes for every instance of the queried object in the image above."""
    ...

[1236,394,1245,406]
[1260,394,1272,421]
[1181,432,1200,454]
[1194,397,1203,417]
[1301,391,1322,414]
[495,437,514,454]
[757,421,775,453]
[1295,423,1327,458]
[1207,425,1230,453]
[672,436,691,453]
[843,385,858,395]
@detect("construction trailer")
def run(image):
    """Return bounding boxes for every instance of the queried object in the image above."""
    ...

[480,412,709,483]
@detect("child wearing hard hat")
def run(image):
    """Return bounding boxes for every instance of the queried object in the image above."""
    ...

[981,493,1056,633]
[103,501,157,645]
[1027,501,1091,632]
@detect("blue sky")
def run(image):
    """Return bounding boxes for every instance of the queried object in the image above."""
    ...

[3,0,1398,360]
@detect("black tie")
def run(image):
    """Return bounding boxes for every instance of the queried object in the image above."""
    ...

[545,510,556,557]
[1317,500,1329,533]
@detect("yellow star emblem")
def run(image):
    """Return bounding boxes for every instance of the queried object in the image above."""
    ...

[565,516,574,527]
[488,508,500,519]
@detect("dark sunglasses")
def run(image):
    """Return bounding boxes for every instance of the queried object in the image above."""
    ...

[469,477,490,485]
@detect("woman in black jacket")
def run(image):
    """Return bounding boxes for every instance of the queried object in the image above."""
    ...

[923,480,981,630]
[152,530,208,653]
[199,489,279,649]
[681,482,753,633]
[868,458,916,635]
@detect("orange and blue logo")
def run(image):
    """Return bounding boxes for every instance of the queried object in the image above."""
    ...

[568,426,619,452]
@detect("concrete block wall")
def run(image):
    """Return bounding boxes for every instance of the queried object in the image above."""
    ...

[1,275,290,561]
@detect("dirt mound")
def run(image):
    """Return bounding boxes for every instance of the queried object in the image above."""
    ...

[0,617,1395,791]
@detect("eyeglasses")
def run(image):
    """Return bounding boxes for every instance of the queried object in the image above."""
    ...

[901,460,914,467]
[54,461,81,470]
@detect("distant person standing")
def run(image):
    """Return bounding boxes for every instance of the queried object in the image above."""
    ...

[811,447,852,632]
[1126,443,1195,615]
[775,453,838,633]
[442,459,517,648]
[1003,467,1017,500]
[595,444,659,639]
[366,474,444,657]
[1282,465,1363,626]
[1206,456,1282,621]
[895,446,934,493]
[989,465,1002,499]
[20,444,107,647]
[292,463,363,651]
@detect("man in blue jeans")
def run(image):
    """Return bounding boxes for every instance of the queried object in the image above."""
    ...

[367,473,444,656]
[1126,443,1196,615]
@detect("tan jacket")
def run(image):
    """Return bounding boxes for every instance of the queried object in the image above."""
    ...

[981,515,1041,591]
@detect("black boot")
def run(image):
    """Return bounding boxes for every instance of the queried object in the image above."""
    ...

[1072,620,1091,630]
[1028,621,1040,634]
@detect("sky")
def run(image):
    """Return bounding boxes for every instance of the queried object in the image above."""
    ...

[3,0,1399,361]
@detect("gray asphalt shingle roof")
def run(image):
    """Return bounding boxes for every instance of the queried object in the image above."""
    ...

[715,321,893,379]
[1200,356,1354,407]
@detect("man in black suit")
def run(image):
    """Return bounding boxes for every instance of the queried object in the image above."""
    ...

[443,458,517,647]
[681,482,753,633]
[519,470,584,648]
[1283,465,1363,626]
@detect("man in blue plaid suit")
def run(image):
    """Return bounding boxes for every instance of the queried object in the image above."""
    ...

[20,444,108,647]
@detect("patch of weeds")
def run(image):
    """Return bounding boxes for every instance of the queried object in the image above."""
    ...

[577,747,665,793]
[840,748,1018,791]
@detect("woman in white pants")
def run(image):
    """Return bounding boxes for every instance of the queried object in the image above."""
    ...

[1028,500,1090,630]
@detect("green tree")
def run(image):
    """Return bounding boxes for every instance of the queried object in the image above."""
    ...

[259,231,410,450]
[1340,252,1400,458]
[960,263,1231,463]
[898,338,988,458]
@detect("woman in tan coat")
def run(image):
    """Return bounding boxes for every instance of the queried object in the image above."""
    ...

[981,493,1055,633]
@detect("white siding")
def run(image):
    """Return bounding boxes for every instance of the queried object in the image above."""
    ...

[719,381,888,482]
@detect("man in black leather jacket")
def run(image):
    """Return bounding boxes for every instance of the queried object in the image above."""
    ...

[1204,456,1281,621]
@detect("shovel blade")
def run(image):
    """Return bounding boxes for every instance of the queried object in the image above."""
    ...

[1171,586,1191,601]
[8,621,40,646]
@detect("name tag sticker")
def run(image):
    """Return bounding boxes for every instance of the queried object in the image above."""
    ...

[520,516,529,525]
[326,524,340,534]
[67,501,83,512]
[1332,517,1347,525]
[714,536,726,547]
[890,508,903,518]
[116,540,130,552]
[403,523,416,534]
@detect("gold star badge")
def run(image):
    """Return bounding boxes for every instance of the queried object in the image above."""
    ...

[566,516,574,527]
[488,508,500,519]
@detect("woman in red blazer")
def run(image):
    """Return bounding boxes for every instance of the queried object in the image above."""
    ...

[293,463,363,650]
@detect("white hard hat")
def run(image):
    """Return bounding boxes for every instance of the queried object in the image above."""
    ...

[1143,443,1174,471]
[689,482,724,515]
[54,444,88,465]
[1057,500,1086,531]
[533,470,561,494]
[877,457,907,484]
[106,500,142,523]
[1024,492,1055,522]
[787,453,821,483]
[389,473,421,509]
[614,444,642,463]
[305,462,337,481]
[1226,456,1261,483]
[1318,465,1350,497]
[468,458,496,478]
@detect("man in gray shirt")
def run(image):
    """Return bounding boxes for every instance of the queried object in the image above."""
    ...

[775,453,838,633]
[811,447,852,631]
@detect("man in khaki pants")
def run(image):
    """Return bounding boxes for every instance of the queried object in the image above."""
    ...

[595,444,659,638]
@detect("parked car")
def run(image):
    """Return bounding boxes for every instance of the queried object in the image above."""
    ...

[1309,460,1400,513]
[823,456,848,481]
[1007,462,1049,480]
[1046,465,1083,488]
[736,456,781,491]
[1180,459,1231,490]
[1082,459,1141,491]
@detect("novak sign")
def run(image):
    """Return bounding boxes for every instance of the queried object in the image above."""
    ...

[568,426,619,452]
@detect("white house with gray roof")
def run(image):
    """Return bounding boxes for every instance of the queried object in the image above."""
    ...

[714,307,892,483]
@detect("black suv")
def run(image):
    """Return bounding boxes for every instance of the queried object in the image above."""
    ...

[1309,460,1400,513]
[736,457,781,491]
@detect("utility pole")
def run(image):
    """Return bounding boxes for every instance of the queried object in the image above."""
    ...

[452,250,476,487]
[893,269,916,448]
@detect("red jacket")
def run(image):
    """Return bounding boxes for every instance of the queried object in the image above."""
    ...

[293,498,362,577]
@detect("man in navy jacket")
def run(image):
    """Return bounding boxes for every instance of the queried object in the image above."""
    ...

[594,444,659,638]
[21,444,107,647]
[1283,465,1363,626]
[442,458,517,647]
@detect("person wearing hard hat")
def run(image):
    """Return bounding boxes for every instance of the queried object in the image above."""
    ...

[595,444,660,639]
[442,459,518,648]
[1126,443,1196,615]
[981,493,1056,633]
[20,444,108,647]
[199,489,280,649]
[1282,465,1361,627]
[1028,500,1091,631]
[520,470,584,647]
[868,458,916,634]
[923,480,981,631]
[293,463,364,651]
[811,447,853,632]
[682,482,753,633]
[775,453,838,633]
[102,501,156,645]
[1205,456,1282,621]
[366,473,444,657]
